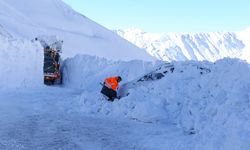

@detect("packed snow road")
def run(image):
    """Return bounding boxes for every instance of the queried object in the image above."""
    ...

[0,87,188,150]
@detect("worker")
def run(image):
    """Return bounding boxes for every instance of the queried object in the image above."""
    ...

[101,76,122,101]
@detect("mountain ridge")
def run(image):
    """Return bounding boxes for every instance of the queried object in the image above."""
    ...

[115,28,250,62]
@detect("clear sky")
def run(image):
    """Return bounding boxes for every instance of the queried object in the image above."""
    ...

[62,0,250,33]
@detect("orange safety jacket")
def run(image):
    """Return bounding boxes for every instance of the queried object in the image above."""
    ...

[104,77,119,91]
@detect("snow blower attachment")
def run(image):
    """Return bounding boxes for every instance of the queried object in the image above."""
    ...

[35,36,63,85]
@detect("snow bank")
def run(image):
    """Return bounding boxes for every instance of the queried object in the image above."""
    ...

[64,55,250,149]
[62,54,154,90]
[0,35,43,89]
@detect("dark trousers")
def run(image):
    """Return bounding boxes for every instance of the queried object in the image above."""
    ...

[101,86,117,101]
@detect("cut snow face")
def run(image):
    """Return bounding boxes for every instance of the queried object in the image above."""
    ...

[63,55,250,149]
[62,55,155,90]
[115,28,248,62]
[0,35,43,89]
[0,0,153,61]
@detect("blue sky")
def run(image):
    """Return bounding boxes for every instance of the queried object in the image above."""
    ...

[62,0,250,33]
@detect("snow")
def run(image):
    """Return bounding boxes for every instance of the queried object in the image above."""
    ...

[63,54,250,149]
[2,54,246,150]
[0,35,43,89]
[1,0,250,149]
[62,55,154,90]
[0,87,191,150]
[236,27,250,61]
[0,0,153,61]
[2,57,250,149]
[115,28,248,62]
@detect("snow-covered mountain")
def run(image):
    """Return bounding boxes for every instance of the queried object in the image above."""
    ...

[115,28,250,62]
[0,0,153,61]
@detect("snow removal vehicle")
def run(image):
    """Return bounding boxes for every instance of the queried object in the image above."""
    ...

[35,36,63,85]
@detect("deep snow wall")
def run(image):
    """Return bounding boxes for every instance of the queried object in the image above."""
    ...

[62,55,155,90]
[0,35,43,89]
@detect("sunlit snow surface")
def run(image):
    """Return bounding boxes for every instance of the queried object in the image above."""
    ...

[1,57,250,150]
[0,0,153,61]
